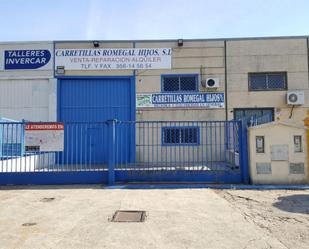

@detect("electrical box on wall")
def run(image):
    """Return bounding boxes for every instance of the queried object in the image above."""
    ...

[201,78,220,89]
[287,91,305,105]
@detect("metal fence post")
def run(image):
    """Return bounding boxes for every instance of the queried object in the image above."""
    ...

[108,119,116,185]
[240,119,250,184]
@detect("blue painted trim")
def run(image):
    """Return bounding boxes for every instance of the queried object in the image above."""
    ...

[161,126,200,146]
[56,75,134,79]
[20,122,25,156]
[103,184,309,190]
[160,74,199,92]
[108,120,116,185]
[115,170,241,183]
[239,119,250,184]
[0,171,108,185]
[130,76,136,122]
[130,76,136,162]
[56,79,61,121]
[0,170,242,185]
[0,123,2,158]
[133,120,240,124]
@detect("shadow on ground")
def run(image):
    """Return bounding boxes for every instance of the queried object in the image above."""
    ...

[273,194,309,214]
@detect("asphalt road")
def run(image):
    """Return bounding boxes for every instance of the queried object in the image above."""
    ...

[0,185,308,249]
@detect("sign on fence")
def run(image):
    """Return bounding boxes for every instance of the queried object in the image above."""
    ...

[136,92,225,108]
[25,123,64,152]
[55,48,172,70]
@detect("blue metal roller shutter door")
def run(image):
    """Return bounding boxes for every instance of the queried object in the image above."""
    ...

[59,78,133,164]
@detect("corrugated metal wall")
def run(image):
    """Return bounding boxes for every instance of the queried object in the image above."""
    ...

[0,79,54,121]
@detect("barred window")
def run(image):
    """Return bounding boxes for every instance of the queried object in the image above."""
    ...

[249,72,287,91]
[162,75,198,92]
[234,108,274,121]
[162,127,199,145]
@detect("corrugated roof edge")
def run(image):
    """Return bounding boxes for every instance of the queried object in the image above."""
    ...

[0,35,309,44]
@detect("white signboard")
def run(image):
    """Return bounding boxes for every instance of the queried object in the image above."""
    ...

[0,42,53,71]
[136,93,225,108]
[25,123,64,152]
[55,48,172,70]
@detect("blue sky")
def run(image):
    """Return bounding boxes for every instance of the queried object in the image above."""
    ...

[0,0,308,41]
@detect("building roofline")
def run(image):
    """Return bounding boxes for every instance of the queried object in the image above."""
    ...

[0,35,309,44]
[54,35,309,43]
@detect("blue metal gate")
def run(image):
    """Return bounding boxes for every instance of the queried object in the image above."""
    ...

[0,119,248,185]
[58,77,135,165]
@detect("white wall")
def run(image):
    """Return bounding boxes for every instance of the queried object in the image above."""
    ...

[0,41,55,121]
[0,78,56,121]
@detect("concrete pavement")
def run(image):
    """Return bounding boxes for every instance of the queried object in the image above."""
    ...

[0,185,308,249]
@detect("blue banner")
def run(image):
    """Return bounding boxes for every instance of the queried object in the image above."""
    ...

[4,50,51,70]
[136,92,225,108]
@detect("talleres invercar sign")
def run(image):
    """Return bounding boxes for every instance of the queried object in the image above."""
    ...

[3,49,51,70]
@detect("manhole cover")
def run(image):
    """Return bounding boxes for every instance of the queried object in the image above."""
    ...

[40,197,55,202]
[111,210,146,222]
[22,222,37,227]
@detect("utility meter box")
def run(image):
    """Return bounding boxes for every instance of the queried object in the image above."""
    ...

[248,121,307,184]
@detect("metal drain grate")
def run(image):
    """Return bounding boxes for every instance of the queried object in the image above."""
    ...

[40,197,55,202]
[111,210,146,222]
[22,222,37,227]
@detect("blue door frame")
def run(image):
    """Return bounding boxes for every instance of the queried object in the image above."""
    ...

[57,76,136,166]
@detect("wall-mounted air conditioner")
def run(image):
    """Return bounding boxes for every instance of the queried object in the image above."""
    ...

[287,91,305,105]
[201,78,220,89]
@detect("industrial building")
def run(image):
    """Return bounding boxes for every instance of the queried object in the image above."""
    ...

[0,36,308,124]
[0,36,308,185]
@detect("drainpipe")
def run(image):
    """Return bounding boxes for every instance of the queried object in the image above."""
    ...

[133,41,136,77]
[307,38,309,88]
[304,111,309,184]
[306,38,309,184]
[224,40,228,120]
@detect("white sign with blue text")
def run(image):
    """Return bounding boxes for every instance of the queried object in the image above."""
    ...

[55,48,172,70]
[0,43,53,71]
[4,50,51,70]
[136,93,225,108]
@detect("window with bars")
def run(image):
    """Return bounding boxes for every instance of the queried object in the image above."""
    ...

[162,126,199,145]
[162,75,198,92]
[249,72,287,91]
[234,108,274,123]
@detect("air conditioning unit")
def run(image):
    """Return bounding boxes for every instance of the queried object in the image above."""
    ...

[201,78,220,89]
[287,91,305,105]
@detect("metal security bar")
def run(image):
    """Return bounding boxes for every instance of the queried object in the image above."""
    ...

[115,121,241,172]
[247,113,273,127]
[0,122,110,173]
[0,120,244,184]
